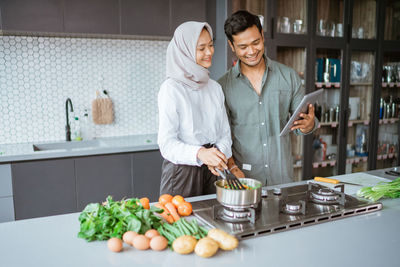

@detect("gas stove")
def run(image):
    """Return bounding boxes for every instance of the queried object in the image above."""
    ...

[192,182,382,240]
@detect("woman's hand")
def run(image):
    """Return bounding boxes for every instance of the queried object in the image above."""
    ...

[197,147,228,170]
[207,165,220,176]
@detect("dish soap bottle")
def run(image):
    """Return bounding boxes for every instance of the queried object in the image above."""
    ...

[73,117,82,141]
[81,109,92,140]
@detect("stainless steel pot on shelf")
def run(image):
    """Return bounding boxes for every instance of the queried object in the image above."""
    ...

[215,178,262,209]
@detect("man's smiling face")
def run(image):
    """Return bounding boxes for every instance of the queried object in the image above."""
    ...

[229,25,265,67]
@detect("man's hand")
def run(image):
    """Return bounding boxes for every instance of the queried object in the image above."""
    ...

[230,166,245,178]
[291,104,315,134]
[197,147,228,170]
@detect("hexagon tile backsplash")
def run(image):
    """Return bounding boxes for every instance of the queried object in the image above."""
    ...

[0,36,169,144]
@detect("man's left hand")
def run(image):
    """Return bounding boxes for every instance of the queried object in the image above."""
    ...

[291,104,315,134]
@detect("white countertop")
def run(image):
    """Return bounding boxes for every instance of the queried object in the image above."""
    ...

[0,134,158,163]
[0,172,399,267]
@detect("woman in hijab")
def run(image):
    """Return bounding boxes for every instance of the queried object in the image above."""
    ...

[158,21,244,197]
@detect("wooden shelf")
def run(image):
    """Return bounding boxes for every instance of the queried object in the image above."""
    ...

[382,82,400,88]
[293,164,302,169]
[319,122,339,127]
[350,83,373,86]
[377,153,397,160]
[315,82,341,88]
[312,160,336,168]
[319,120,371,127]
[348,120,370,126]
[310,154,396,167]
[379,118,399,124]
[346,156,368,164]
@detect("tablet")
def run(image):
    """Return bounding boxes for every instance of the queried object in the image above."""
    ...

[279,89,324,137]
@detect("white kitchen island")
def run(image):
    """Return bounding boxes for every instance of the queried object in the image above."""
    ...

[1,172,399,267]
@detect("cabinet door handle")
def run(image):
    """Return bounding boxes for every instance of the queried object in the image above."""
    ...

[342,109,349,139]
[270,17,274,38]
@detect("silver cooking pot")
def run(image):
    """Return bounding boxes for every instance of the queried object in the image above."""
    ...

[215,178,262,209]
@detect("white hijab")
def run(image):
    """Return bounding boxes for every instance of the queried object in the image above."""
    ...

[166,21,213,90]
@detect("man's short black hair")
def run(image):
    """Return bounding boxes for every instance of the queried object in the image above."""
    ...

[224,10,263,43]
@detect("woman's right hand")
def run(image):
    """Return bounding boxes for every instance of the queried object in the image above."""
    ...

[197,147,228,170]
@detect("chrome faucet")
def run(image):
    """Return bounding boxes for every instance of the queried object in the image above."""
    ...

[65,98,74,141]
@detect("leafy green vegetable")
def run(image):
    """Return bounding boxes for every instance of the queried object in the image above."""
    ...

[357,177,400,202]
[157,218,208,245]
[78,196,163,241]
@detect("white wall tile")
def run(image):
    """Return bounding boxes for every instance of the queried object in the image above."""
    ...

[0,36,169,144]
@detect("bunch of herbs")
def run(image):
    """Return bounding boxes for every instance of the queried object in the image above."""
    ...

[78,196,163,241]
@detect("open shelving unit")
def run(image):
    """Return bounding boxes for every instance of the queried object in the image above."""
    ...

[227,0,400,181]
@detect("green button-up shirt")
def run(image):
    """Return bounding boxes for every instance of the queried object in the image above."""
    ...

[218,57,316,186]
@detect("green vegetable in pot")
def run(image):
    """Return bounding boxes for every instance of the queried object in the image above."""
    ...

[357,177,400,202]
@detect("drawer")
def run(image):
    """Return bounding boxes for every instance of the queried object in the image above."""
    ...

[0,164,13,197]
[0,197,15,222]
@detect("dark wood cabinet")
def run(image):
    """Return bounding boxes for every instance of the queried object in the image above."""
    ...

[0,0,211,36]
[0,0,64,32]
[170,0,207,35]
[11,158,76,220]
[132,150,163,202]
[10,150,163,219]
[63,0,120,34]
[120,0,170,36]
[75,154,132,210]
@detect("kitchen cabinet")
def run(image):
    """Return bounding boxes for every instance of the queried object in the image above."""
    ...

[0,164,14,222]
[11,158,76,220]
[132,150,163,202]
[8,149,163,220]
[170,0,207,35]
[63,0,120,34]
[75,154,132,211]
[376,52,400,170]
[0,0,64,33]
[226,0,400,180]
[384,0,400,41]
[120,0,170,36]
[0,0,213,37]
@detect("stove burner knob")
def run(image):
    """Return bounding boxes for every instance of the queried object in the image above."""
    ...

[261,188,268,197]
[273,188,282,195]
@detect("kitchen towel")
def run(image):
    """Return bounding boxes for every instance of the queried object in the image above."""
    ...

[92,94,114,125]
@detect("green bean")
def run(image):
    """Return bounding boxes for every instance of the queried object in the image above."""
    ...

[163,222,182,238]
[181,218,196,234]
[176,219,191,236]
[191,218,200,233]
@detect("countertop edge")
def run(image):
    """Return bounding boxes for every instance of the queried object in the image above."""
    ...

[0,134,159,163]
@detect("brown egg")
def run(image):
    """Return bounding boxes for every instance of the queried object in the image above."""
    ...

[122,231,138,245]
[145,229,160,240]
[107,237,123,252]
[132,235,150,250]
[150,236,168,251]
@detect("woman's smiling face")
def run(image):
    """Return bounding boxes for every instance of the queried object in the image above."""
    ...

[196,28,214,69]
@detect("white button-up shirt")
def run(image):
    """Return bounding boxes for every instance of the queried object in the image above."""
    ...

[158,78,232,166]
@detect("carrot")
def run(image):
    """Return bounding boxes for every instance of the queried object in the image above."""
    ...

[139,197,150,209]
[165,202,181,222]
[154,203,174,224]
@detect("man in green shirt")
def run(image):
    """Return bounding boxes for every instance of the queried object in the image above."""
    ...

[218,10,317,185]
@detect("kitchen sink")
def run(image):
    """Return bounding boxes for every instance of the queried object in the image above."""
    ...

[32,140,106,151]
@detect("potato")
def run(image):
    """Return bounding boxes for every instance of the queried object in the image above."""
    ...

[172,235,197,254]
[194,237,219,258]
[207,228,238,251]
